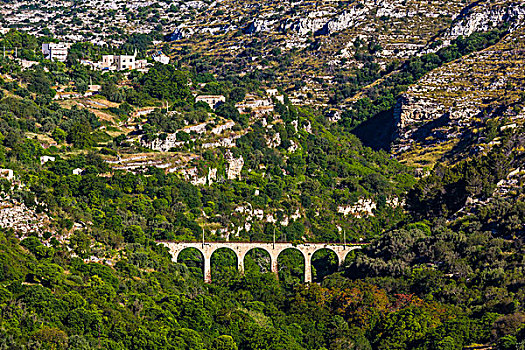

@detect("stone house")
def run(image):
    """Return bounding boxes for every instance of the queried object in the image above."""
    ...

[42,42,71,62]
[195,95,226,109]
[0,169,14,181]
[101,54,136,71]
[40,156,56,165]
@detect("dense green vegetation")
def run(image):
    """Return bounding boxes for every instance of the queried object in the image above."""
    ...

[0,25,523,350]
[0,180,523,350]
[0,190,524,350]
[0,32,413,243]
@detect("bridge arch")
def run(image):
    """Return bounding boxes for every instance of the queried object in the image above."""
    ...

[175,247,205,280]
[210,247,240,281]
[311,248,340,282]
[243,247,272,274]
[161,241,363,283]
[277,247,307,282]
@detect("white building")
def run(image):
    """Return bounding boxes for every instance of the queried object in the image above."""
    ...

[101,55,115,69]
[101,54,136,71]
[42,43,71,62]
[40,156,56,165]
[0,169,14,181]
[195,95,226,109]
[152,51,170,65]
[115,55,136,71]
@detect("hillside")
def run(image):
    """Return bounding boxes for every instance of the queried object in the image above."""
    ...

[0,1,524,349]
[0,0,477,109]
[393,8,525,168]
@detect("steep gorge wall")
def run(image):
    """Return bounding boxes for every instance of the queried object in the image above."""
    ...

[393,9,525,163]
[443,1,525,44]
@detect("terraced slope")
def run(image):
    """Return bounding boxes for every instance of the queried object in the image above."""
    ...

[393,26,525,168]
[168,0,475,104]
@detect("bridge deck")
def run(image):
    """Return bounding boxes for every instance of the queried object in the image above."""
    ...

[159,241,364,283]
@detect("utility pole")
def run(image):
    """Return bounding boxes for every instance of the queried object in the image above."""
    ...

[343,228,346,248]
[202,227,205,249]
[273,226,275,249]
[2,45,5,58]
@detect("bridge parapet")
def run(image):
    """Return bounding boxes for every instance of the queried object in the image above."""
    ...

[159,241,362,283]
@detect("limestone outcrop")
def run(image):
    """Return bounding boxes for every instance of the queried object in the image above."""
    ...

[319,6,369,35]
[393,25,525,162]
[226,151,244,180]
[0,201,47,234]
[245,19,276,34]
[443,1,525,45]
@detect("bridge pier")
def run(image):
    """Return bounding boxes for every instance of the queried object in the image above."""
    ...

[304,258,312,283]
[161,242,362,284]
[204,256,212,283]
[237,252,245,275]
[270,254,279,277]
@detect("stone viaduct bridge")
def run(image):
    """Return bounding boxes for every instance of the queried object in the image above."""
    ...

[159,241,363,283]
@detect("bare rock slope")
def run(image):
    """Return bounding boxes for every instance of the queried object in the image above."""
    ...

[393,1,525,166]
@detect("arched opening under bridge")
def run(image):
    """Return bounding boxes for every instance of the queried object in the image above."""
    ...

[244,248,272,274]
[277,248,306,284]
[176,247,204,280]
[211,247,239,282]
[311,248,339,282]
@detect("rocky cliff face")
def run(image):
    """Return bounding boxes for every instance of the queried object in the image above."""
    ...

[393,25,525,166]
[443,1,525,44]
[245,19,277,34]
[276,0,461,37]
[319,6,369,35]
[226,152,244,180]
[284,12,332,36]
[165,0,472,110]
